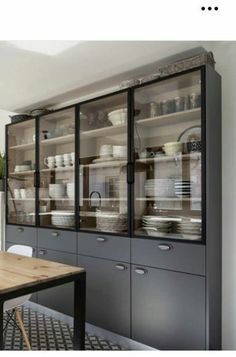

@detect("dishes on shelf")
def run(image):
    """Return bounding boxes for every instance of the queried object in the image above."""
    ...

[51,211,75,227]
[144,179,175,197]
[44,152,75,169]
[66,182,74,200]
[175,217,201,240]
[163,142,183,156]
[100,145,113,158]
[142,215,172,237]
[142,215,201,240]
[108,108,127,126]
[178,126,201,153]
[112,145,127,159]
[49,184,66,199]
[14,164,32,172]
[174,180,192,197]
[96,211,127,232]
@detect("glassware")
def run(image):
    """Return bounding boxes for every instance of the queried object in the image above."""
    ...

[79,93,128,234]
[134,70,202,241]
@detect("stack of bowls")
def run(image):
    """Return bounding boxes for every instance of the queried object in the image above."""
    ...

[174,180,192,197]
[142,215,172,237]
[108,108,127,126]
[49,184,66,199]
[112,145,127,159]
[66,183,74,200]
[175,218,201,240]
[163,142,183,156]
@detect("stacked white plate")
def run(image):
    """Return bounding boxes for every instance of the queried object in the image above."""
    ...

[144,179,175,197]
[175,218,201,240]
[49,184,66,199]
[66,182,74,200]
[51,211,75,227]
[142,215,172,237]
[175,180,192,197]
[96,212,127,232]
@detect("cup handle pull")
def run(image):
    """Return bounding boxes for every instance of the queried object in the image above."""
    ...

[135,268,147,275]
[97,237,106,242]
[17,227,24,233]
[158,244,172,251]
[52,231,60,237]
[115,264,127,271]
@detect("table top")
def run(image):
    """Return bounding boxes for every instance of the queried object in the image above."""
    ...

[0,251,84,294]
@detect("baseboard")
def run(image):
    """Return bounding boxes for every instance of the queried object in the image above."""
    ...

[25,301,155,351]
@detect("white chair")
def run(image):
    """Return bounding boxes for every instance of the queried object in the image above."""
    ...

[4,245,33,350]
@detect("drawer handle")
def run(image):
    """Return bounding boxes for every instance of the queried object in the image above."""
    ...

[115,264,127,271]
[135,268,147,275]
[17,227,24,233]
[51,231,60,237]
[97,237,106,242]
[158,244,172,251]
[38,249,47,255]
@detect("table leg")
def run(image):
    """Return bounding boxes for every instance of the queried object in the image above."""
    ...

[0,301,4,350]
[73,272,86,350]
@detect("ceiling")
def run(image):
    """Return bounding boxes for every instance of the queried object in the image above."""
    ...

[0,41,215,112]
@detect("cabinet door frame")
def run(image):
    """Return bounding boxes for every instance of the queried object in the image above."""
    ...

[131,66,206,245]
[5,117,37,227]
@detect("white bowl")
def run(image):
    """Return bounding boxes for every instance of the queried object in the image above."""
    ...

[163,142,183,156]
[112,145,127,158]
[99,145,113,157]
[108,108,127,126]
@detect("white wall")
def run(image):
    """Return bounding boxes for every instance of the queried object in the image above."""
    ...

[0,109,13,152]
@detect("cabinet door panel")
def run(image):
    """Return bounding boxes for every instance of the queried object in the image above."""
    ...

[78,232,130,262]
[78,255,130,337]
[37,249,76,316]
[6,225,37,246]
[38,228,77,253]
[132,265,205,350]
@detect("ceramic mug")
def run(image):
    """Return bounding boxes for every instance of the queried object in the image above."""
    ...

[71,152,75,166]
[20,189,27,199]
[44,156,55,168]
[55,155,64,168]
[63,153,71,167]
[14,189,21,199]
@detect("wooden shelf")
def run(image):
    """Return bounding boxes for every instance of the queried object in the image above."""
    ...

[40,197,74,201]
[9,142,35,151]
[81,159,127,169]
[41,166,74,173]
[80,123,126,139]
[136,152,201,164]
[9,170,35,176]
[136,108,200,127]
[9,198,35,201]
[82,197,127,202]
[40,134,74,146]
[136,197,201,202]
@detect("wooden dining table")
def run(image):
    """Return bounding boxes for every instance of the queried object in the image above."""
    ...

[0,251,86,350]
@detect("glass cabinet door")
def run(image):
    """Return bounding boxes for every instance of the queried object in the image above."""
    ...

[134,70,202,241]
[7,119,36,225]
[79,93,128,234]
[39,108,75,229]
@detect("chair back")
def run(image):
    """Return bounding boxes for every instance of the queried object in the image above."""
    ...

[7,244,33,257]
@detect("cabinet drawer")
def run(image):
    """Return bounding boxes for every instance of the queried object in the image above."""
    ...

[37,248,77,316]
[78,232,130,262]
[38,228,77,253]
[131,238,205,276]
[6,225,37,246]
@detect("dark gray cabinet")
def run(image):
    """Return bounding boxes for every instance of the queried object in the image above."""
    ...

[78,232,130,262]
[6,225,37,246]
[78,255,131,338]
[38,228,77,254]
[132,264,206,350]
[5,65,222,350]
[37,248,77,316]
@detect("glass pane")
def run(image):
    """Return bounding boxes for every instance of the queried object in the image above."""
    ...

[7,119,36,225]
[134,71,202,241]
[39,108,75,229]
[79,93,128,234]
